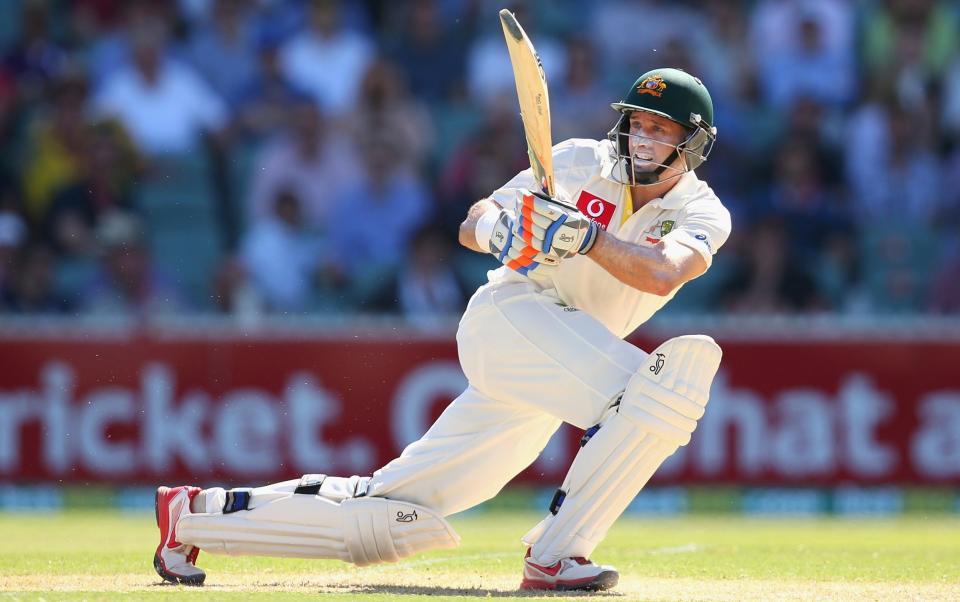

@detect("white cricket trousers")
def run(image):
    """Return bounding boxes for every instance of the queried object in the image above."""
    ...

[364,279,648,515]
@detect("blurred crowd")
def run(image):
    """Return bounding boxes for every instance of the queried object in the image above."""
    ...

[0,0,959,323]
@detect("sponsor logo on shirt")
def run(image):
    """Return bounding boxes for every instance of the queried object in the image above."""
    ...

[693,231,713,253]
[575,191,616,230]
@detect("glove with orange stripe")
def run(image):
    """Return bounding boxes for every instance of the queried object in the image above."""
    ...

[487,207,559,277]
[516,190,599,260]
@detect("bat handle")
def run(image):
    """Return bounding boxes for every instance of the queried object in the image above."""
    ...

[534,186,579,213]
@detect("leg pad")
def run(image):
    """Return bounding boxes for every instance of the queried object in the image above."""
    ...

[178,494,459,566]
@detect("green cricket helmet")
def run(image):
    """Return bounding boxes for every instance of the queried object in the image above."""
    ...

[607,68,717,185]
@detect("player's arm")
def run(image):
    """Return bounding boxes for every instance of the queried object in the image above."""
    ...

[585,231,707,296]
[458,196,560,277]
[517,191,728,295]
[458,198,500,253]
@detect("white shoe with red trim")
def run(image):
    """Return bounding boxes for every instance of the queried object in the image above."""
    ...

[154,485,206,586]
[520,548,619,591]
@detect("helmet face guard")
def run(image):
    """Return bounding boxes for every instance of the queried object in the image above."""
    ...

[605,110,717,186]
[604,68,718,186]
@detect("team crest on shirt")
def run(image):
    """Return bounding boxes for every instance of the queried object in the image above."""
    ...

[642,219,675,245]
[637,74,667,97]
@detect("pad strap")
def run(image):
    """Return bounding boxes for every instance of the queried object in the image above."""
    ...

[223,488,253,513]
[295,474,326,495]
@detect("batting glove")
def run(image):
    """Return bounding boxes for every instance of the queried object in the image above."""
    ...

[487,208,558,277]
[515,190,599,260]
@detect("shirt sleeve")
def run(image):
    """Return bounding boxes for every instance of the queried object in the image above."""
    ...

[663,198,732,269]
[488,167,537,209]
[487,139,599,208]
[181,66,228,131]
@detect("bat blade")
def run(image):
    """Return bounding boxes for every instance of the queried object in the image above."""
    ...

[499,9,556,200]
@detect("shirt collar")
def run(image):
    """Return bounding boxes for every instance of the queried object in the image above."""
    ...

[599,141,702,210]
[651,171,700,210]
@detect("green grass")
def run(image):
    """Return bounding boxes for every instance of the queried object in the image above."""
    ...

[1,510,959,600]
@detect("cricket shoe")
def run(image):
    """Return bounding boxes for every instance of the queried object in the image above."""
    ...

[520,548,619,591]
[154,485,205,586]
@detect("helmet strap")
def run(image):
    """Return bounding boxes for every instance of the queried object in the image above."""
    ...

[638,147,683,184]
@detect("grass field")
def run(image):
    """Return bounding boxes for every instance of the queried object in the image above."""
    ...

[1,510,958,601]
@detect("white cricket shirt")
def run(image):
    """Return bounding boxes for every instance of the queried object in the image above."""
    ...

[487,138,732,339]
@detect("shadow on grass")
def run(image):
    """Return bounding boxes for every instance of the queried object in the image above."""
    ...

[324,584,623,597]
[150,580,622,597]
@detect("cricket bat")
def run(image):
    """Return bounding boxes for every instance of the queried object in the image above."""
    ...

[499,9,575,210]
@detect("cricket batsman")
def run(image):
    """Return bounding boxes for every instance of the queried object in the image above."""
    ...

[154,68,731,592]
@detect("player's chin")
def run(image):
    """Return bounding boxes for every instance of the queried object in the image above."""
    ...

[631,164,660,184]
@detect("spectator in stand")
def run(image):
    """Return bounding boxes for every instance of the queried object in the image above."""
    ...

[551,36,611,142]
[750,0,854,61]
[816,230,866,314]
[78,211,185,317]
[2,0,67,104]
[861,0,958,110]
[940,148,960,251]
[697,0,753,103]
[21,70,90,225]
[45,118,141,247]
[749,0,856,110]
[717,216,823,314]
[44,117,143,303]
[278,0,374,117]
[382,0,469,105]
[778,96,845,187]
[767,140,842,255]
[82,1,178,87]
[186,0,261,110]
[67,0,131,84]
[235,34,311,139]
[845,91,943,313]
[930,247,960,314]
[846,98,942,226]
[590,0,700,84]
[212,255,263,319]
[0,68,18,177]
[0,241,72,314]
[344,58,434,172]
[941,52,960,140]
[239,188,321,313]
[20,68,143,262]
[371,225,468,327]
[693,0,768,211]
[91,17,228,156]
[246,100,362,229]
[0,209,26,302]
[325,142,431,298]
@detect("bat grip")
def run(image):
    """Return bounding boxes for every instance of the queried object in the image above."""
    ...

[531,188,579,213]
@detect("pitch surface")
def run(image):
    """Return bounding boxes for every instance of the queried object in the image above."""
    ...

[1,510,958,600]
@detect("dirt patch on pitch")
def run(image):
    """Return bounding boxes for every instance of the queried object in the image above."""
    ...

[2,574,959,600]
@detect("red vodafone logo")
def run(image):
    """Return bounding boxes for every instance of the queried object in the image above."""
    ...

[576,191,616,230]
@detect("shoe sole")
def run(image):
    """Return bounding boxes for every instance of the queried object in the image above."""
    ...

[153,553,206,586]
[521,569,619,592]
[153,487,205,586]
[557,570,619,592]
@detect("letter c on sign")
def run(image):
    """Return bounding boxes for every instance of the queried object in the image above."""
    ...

[586,199,605,218]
